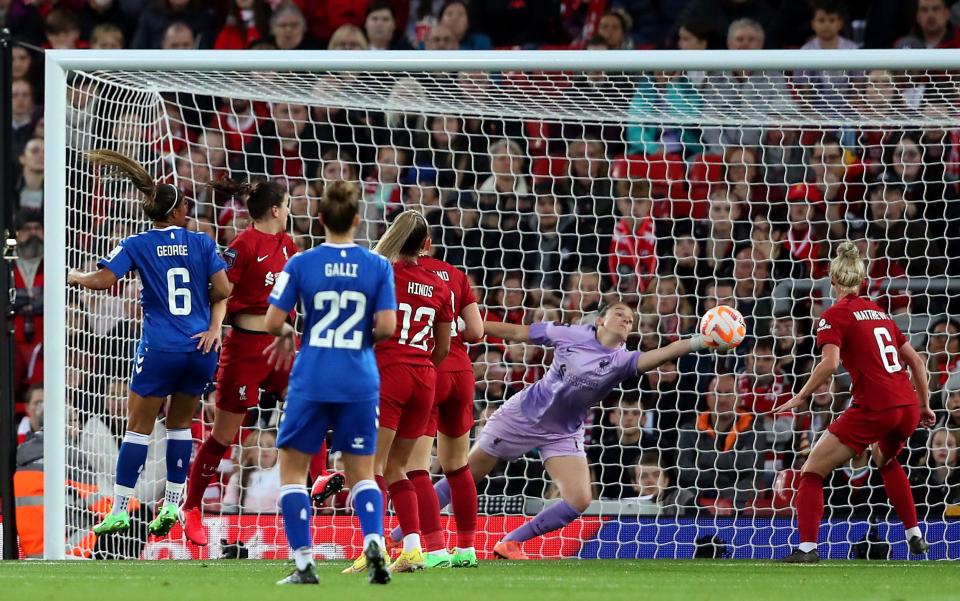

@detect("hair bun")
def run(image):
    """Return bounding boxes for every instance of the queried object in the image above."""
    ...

[836,241,860,260]
[325,180,358,203]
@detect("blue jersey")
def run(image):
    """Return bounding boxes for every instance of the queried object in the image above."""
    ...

[99,226,227,352]
[269,242,396,404]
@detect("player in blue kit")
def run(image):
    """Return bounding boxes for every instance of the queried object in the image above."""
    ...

[263,181,397,586]
[68,150,232,537]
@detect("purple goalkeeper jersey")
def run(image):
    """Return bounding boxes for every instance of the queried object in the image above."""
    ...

[518,322,642,434]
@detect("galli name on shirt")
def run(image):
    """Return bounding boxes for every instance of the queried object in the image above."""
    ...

[325,262,358,278]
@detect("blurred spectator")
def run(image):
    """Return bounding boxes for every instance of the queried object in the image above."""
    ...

[210,97,265,165]
[926,318,960,403]
[794,1,859,109]
[640,275,695,343]
[78,0,128,42]
[214,0,271,50]
[695,189,735,276]
[793,380,839,456]
[589,395,653,499]
[292,0,368,45]
[802,0,856,50]
[630,454,693,516]
[43,8,85,49]
[365,0,412,50]
[90,22,125,48]
[16,137,44,211]
[737,337,792,451]
[866,179,948,277]
[472,0,564,47]
[597,8,633,49]
[16,384,43,445]
[420,114,470,189]
[562,270,602,323]
[12,209,43,399]
[938,379,960,430]
[609,180,659,295]
[564,138,614,274]
[423,21,457,50]
[677,372,764,510]
[269,1,315,49]
[161,21,196,49]
[131,0,216,49]
[676,0,777,48]
[909,428,960,520]
[437,0,491,50]
[289,179,320,248]
[223,429,281,514]
[362,145,404,240]
[327,23,368,49]
[520,189,577,291]
[11,78,38,161]
[236,102,319,178]
[781,184,827,280]
[895,0,960,49]
[439,193,482,269]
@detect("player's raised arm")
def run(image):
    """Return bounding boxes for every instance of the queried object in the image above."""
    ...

[483,320,530,343]
[899,341,936,427]
[67,266,118,290]
[772,344,840,414]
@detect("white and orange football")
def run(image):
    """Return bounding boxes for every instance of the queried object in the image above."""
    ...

[698,305,746,351]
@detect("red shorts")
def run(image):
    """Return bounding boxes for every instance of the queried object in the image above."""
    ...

[379,363,436,439]
[426,370,475,438]
[827,403,920,456]
[216,329,292,414]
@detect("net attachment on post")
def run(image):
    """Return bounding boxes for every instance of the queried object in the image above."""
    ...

[54,55,960,560]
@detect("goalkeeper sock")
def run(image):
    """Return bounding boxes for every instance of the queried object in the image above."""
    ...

[113,431,150,514]
[389,476,452,543]
[388,479,421,550]
[164,428,192,507]
[279,484,312,565]
[879,459,919,530]
[408,470,444,552]
[795,472,825,545]
[503,500,580,543]
[183,436,229,510]
[351,479,385,551]
[446,465,478,549]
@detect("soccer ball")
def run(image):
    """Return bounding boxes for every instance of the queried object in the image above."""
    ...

[698,305,746,350]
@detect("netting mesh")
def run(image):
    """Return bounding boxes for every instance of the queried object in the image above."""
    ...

[59,64,960,560]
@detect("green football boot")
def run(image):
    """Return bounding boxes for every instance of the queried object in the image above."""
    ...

[93,511,131,535]
[452,548,478,568]
[423,549,453,569]
[148,504,180,537]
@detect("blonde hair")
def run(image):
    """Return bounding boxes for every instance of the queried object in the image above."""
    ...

[373,210,429,262]
[327,24,368,50]
[829,241,866,291]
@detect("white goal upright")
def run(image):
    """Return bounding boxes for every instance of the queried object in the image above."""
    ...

[44,49,960,561]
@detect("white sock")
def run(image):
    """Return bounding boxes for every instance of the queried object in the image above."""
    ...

[905,527,922,539]
[293,547,313,571]
[455,546,475,554]
[403,533,421,553]
[111,484,135,515]
[165,482,185,507]
[363,533,384,554]
[798,542,817,553]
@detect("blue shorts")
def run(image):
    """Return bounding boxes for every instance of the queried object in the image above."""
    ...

[129,343,218,398]
[277,398,378,456]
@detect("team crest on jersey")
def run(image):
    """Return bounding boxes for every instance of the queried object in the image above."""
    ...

[597,358,612,374]
[223,247,238,269]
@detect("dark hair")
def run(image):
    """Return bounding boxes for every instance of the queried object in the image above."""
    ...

[45,8,81,35]
[598,300,633,317]
[87,149,181,221]
[367,0,396,17]
[208,178,286,221]
[227,0,271,40]
[810,0,845,18]
[751,336,775,352]
[440,0,468,20]
[319,180,360,234]
[677,16,720,48]
[586,34,610,48]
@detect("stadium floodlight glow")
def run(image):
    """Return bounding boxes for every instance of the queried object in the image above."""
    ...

[45,49,960,561]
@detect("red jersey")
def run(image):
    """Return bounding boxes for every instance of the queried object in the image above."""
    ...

[223,226,298,317]
[737,371,791,415]
[376,260,454,369]
[816,294,916,411]
[419,256,479,373]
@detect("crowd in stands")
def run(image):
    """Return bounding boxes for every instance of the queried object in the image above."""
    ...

[8,0,960,522]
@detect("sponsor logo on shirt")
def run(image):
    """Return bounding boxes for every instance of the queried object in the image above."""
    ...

[817,318,830,332]
[256,254,270,263]
[597,358,612,374]
[223,247,238,269]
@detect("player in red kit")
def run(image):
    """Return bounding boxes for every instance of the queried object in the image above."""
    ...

[181,179,311,546]
[387,253,483,568]
[343,211,453,574]
[774,242,936,563]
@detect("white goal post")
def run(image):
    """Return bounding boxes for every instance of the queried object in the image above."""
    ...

[43,49,960,561]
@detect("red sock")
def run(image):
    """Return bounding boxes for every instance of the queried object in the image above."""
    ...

[376,474,389,529]
[446,465,477,549]
[879,459,919,530]
[388,479,421,542]
[308,440,329,481]
[795,472,825,544]
[408,470,444,552]
[183,437,229,511]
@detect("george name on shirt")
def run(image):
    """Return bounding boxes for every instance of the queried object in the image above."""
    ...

[156,244,188,257]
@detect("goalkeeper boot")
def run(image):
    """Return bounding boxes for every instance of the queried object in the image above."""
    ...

[452,547,478,568]
[182,507,208,546]
[908,535,930,555]
[423,549,453,569]
[311,472,345,506]
[778,548,820,564]
[493,540,529,560]
[365,540,391,585]
[389,548,425,573]
[277,564,319,585]
[93,511,131,535]
[148,504,180,537]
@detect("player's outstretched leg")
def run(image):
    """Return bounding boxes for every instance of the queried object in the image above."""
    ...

[94,430,151,535]
[277,483,318,585]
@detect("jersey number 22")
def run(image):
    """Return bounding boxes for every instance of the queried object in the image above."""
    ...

[309,290,367,350]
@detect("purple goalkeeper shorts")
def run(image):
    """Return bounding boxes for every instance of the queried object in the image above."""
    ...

[475,398,586,461]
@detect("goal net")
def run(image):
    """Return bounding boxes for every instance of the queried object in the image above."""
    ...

[44,50,960,561]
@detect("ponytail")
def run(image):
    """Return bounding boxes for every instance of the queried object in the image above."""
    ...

[208,178,286,221]
[374,210,429,262]
[87,149,180,221]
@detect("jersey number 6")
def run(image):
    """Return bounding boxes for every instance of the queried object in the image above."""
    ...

[166,267,191,316]
[873,326,903,374]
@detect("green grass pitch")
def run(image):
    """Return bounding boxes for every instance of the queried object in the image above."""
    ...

[0,560,953,601]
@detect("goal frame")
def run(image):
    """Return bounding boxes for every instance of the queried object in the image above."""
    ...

[42,47,960,560]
